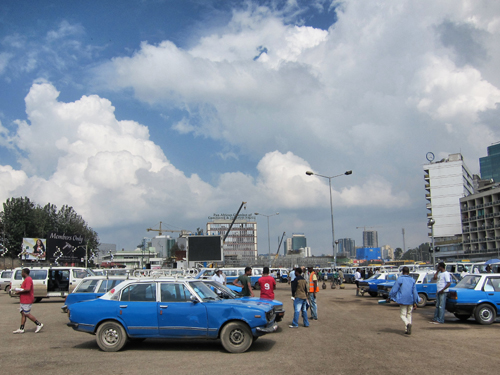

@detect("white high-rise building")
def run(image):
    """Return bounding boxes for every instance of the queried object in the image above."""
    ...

[424,153,474,255]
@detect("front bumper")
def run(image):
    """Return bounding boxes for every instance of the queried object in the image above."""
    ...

[256,323,278,334]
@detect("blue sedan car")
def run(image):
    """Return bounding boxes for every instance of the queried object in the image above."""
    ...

[359,273,399,297]
[446,273,500,324]
[62,276,133,313]
[67,278,278,353]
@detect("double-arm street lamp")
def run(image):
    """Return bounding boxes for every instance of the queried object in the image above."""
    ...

[254,212,279,259]
[305,170,353,266]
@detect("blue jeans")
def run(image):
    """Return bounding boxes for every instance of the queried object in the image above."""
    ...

[433,292,448,323]
[292,297,310,327]
[309,293,317,319]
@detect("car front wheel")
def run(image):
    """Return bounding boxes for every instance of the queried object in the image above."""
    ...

[368,292,378,297]
[220,322,253,353]
[96,321,128,352]
[475,304,496,325]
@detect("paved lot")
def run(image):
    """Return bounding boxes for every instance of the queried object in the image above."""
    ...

[1,282,499,375]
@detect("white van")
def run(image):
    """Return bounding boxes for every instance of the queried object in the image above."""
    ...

[1,269,13,292]
[9,266,93,302]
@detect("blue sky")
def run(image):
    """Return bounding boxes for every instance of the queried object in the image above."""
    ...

[1,0,499,255]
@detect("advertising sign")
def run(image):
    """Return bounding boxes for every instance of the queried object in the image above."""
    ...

[22,238,47,261]
[46,232,86,264]
[187,236,223,262]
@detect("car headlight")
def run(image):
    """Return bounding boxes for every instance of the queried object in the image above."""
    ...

[266,309,275,322]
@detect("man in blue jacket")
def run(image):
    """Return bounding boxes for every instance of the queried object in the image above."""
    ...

[387,267,421,335]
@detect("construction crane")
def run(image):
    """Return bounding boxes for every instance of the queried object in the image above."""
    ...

[272,232,286,266]
[147,221,192,236]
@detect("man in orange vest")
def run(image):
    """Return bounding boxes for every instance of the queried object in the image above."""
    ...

[307,267,319,320]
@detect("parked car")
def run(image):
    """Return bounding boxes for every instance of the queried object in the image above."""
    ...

[446,273,500,325]
[414,271,459,308]
[378,271,458,307]
[9,266,93,302]
[62,276,135,313]
[359,273,399,297]
[203,280,285,322]
[67,278,278,353]
[377,280,396,299]
[0,270,13,292]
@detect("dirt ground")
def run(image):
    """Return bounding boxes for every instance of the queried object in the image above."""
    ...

[0,281,499,375]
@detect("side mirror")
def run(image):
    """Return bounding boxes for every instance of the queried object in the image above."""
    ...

[190,295,199,303]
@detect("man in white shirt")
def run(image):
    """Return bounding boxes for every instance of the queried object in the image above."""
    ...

[211,269,225,285]
[430,262,451,324]
[355,268,362,296]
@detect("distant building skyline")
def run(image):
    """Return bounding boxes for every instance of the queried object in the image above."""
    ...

[480,143,500,183]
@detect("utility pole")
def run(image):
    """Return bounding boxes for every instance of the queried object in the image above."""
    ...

[402,228,406,253]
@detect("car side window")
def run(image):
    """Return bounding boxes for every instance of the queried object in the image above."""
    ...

[160,283,191,302]
[484,277,500,292]
[120,283,156,302]
[31,270,48,280]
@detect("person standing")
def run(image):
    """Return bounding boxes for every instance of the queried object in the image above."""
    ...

[338,269,344,285]
[258,267,276,300]
[430,262,451,324]
[387,266,421,335]
[233,266,254,297]
[354,268,362,296]
[288,267,296,291]
[290,268,309,328]
[13,268,43,334]
[211,269,226,285]
[307,266,319,320]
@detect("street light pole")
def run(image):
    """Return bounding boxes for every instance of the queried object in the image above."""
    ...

[306,170,353,267]
[428,218,435,266]
[254,212,279,260]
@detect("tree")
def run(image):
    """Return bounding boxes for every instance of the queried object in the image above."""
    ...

[394,247,403,260]
[196,227,204,235]
[1,197,99,257]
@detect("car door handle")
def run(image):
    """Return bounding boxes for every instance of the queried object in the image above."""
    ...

[160,305,168,308]
[120,305,128,308]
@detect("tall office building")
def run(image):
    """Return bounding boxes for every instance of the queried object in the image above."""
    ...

[363,231,378,248]
[480,143,500,183]
[461,186,500,259]
[338,238,356,257]
[424,153,474,256]
[291,233,307,250]
[206,213,257,261]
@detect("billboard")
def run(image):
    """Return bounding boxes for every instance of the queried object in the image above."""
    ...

[22,238,47,261]
[46,232,86,264]
[187,236,223,262]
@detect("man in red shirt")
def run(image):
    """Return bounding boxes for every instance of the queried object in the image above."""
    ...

[258,267,276,300]
[13,268,43,334]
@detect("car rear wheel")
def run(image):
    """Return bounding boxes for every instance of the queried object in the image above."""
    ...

[253,282,260,290]
[96,321,128,352]
[416,293,427,308]
[34,297,43,303]
[368,292,378,297]
[475,304,496,325]
[454,313,471,321]
[5,285,10,293]
[220,322,253,353]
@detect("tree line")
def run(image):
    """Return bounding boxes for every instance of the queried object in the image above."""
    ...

[0,197,99,258]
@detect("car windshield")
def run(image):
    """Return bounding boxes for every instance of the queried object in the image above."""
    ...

[206,282,238,298]
[367,274,380,280]
[455,275,481,289]
[409,273,419,281]
[190,281,220,301]
[74,279,99,293]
